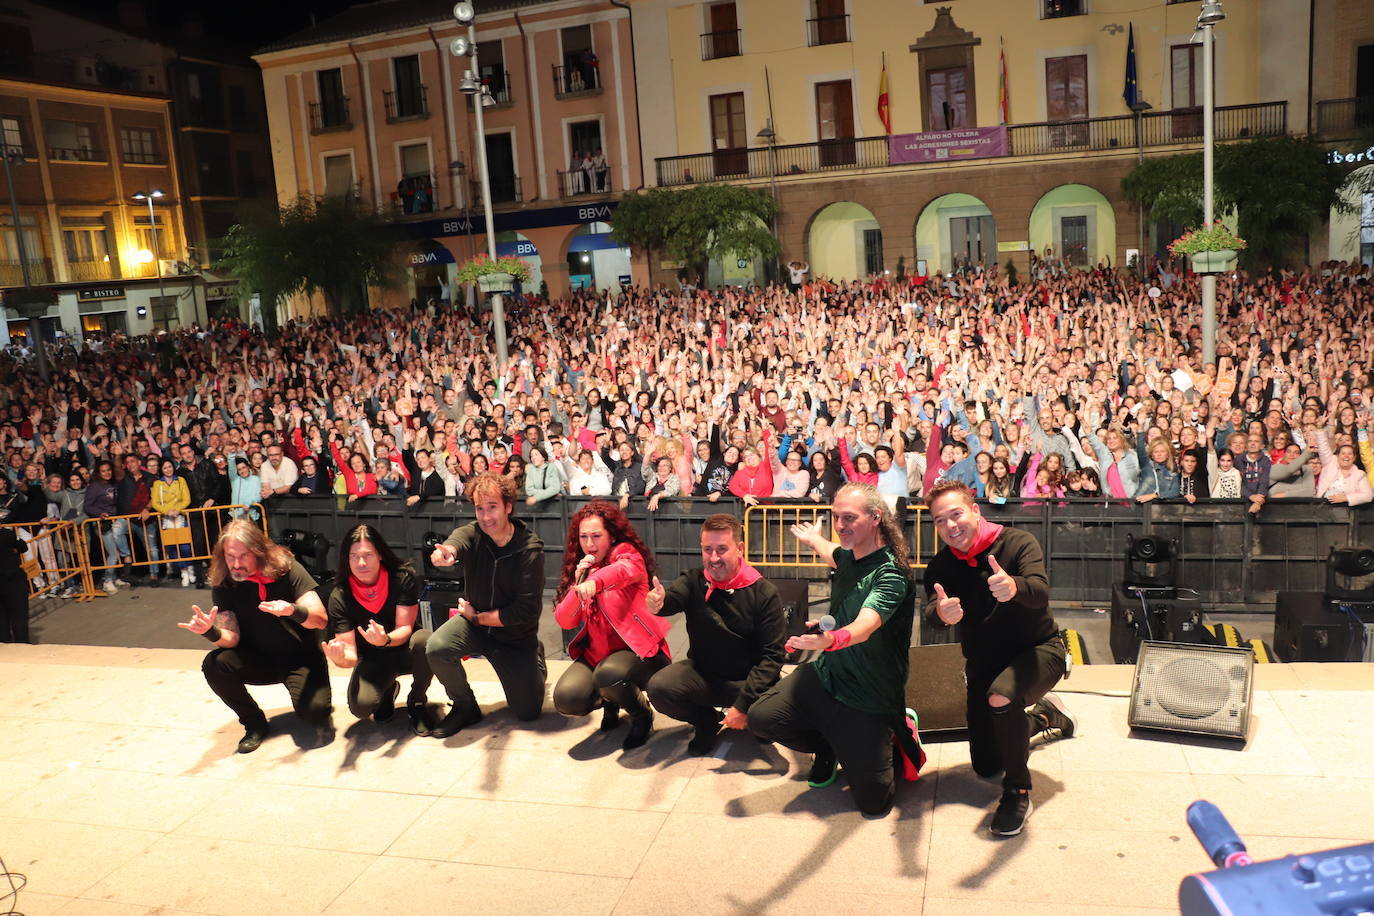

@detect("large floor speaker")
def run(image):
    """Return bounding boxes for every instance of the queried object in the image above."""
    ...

[1273,591,1374,662]
[904,643,967,734]
[420,583,466,633]
[1128,641,1254,740]
[1110,584,1205,664]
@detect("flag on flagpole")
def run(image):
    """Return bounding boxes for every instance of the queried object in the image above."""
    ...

[998,38,1009,125]
[877,55,892,134]
[1123,23,1140,110]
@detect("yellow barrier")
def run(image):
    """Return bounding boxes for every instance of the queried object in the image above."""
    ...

[744,502,930,571]
[6,520,95,601]
[79,504,266,590]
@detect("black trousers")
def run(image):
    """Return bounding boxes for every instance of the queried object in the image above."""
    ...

[345,630,434,719]
[646,659,745,728]
[426,616,547,721]
[553,649,668,718]
[965,635,1067,792]
[748,663,896,816]
[0,576,29,643]
[201,648,333,728]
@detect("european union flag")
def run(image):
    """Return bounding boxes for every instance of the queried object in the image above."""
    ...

[1123,23,1140,110]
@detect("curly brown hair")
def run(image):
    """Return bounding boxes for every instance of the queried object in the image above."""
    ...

[555,500,657,603]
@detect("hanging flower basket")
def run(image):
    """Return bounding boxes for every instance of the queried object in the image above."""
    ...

[1169,223,1246,274]
[455,253,531,289]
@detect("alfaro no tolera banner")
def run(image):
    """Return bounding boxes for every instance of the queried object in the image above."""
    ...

[888,126,1008,164]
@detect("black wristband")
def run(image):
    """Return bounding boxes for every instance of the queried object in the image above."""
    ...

[203,626,222,642]
[290,605,309,624]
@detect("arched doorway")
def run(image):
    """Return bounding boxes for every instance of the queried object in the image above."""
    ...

[409,239,456,305]
[565,221,632,291]
[914,193,995,275]
[707,214,770,288]
[1028,184,1117,268]
[807,202,883,281]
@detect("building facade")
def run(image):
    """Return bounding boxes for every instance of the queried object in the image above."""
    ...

[254,0,646,311]
[1312,0,1374,265]
[629,0,1324,282]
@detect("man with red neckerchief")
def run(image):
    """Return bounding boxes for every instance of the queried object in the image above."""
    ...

[644,514,787,757]
[923,479,1076,837]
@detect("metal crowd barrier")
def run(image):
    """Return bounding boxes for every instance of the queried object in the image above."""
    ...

[7,520,94,601]
[257,494,1374,611]
[78,504,266,588]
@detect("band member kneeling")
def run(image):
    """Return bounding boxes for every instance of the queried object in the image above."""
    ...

[178,520,332,754]
[644,513,787,756]
[553,501,672,750]
[323,524,436,735]
[748,483,915,816]
[923,479,1076,837]
[427,472,548,737]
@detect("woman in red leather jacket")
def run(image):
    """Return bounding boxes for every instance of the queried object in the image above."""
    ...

[553,500,671,750]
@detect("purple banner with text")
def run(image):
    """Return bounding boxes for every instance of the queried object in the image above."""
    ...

[888,126,1008,164]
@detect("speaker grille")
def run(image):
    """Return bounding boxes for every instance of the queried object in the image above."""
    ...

[1129,641,1254,739]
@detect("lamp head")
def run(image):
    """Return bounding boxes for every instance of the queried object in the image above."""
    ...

[458,70,480,95]
[449,35,473,57]
[452,1,475,24]
[1198,1,1225,26]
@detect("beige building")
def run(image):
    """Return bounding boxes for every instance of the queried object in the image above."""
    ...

[1313,0,1374,265]
[627,0,1362,281]
[254,0,647,310]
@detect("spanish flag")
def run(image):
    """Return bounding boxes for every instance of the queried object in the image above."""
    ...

[877,55,891,134]
[998,38,1009,125]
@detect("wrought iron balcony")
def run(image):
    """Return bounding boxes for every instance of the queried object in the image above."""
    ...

[384,85,429,122]
[806,15,849,47]
[701,29,741,60]
[553,64,601,99]
[309,98,352,134]
[1314,97,1374,140]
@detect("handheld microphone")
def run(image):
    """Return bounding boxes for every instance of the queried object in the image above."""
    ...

[1187,800,1253,869]
[818,614,836,633]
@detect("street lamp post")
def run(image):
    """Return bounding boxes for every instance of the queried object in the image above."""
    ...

[132,190,168,332]
[1198,0,1225,369]
[757,120,779,284]
[2,144,49,379]
[451,1,508,369]
[1130,99,1153,268]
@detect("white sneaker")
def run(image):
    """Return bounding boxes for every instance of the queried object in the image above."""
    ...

[102,581,118,595]
[113,578,131,588]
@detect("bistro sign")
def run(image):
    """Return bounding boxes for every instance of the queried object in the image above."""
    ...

[77,286,125,302]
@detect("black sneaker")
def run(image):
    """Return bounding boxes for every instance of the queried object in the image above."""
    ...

[1030,693,1077,741]
[374,683,399,723]
[600,702,621,731]
[687,721,722,757]
[237,723,269,754]
[990,789,1033,836]
[622,710,654,750]
[807,747,839,787]
[428,703,484,738]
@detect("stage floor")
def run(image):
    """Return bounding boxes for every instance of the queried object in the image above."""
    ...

[1,644,1371,915]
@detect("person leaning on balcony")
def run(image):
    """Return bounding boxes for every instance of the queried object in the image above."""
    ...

[569,151,586,194]
[591,148,608,192]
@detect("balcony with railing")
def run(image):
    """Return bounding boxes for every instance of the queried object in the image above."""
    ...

[483,70,513,107]
[122,150,167,165]
[806,15,849,47]
[655,101,1288,186]
[0,258,53,286]
[557,166,613,198]
[553,64,601,99]
[392,175,440,215]
[384,86,429,122]
[473,175,522,206]
[48,146,106,163]
[66,258,116,282]
[1315,97,1374,140]
[309,98,352,134]
[701,29,741,60]
[1042,0,1085,18]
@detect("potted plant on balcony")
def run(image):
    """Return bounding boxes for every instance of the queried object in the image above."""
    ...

[1169,222,1247,274]
[455,253,531,293]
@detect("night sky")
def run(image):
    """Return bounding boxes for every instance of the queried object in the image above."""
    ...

[48,0,359,54]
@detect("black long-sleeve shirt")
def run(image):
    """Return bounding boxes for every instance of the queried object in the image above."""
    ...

[656,570,787,712]
[441,518,545,645]
[923,526,1057,668]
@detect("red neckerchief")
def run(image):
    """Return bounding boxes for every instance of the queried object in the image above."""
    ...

[244,573,276,600]
[349,567,390,615]
[949,519,1004,567]
[704,561,763,602]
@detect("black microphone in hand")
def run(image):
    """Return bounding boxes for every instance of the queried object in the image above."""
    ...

[1187,800,1253,869]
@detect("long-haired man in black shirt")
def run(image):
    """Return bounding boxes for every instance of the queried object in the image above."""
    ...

[923,479,1076,837]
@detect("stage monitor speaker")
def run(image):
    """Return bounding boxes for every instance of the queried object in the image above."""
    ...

[420,583,466,633]
[771,578,810,664]
[1273,590,1374,662]
[904,643,967,734]
[1129,641,1253,740]
[1110,584,1204,664]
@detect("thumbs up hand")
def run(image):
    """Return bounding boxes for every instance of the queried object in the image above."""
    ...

[987,554,1018,603]
[933,582,963,625]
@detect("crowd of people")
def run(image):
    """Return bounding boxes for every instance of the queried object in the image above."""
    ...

[1,256,1373,608]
